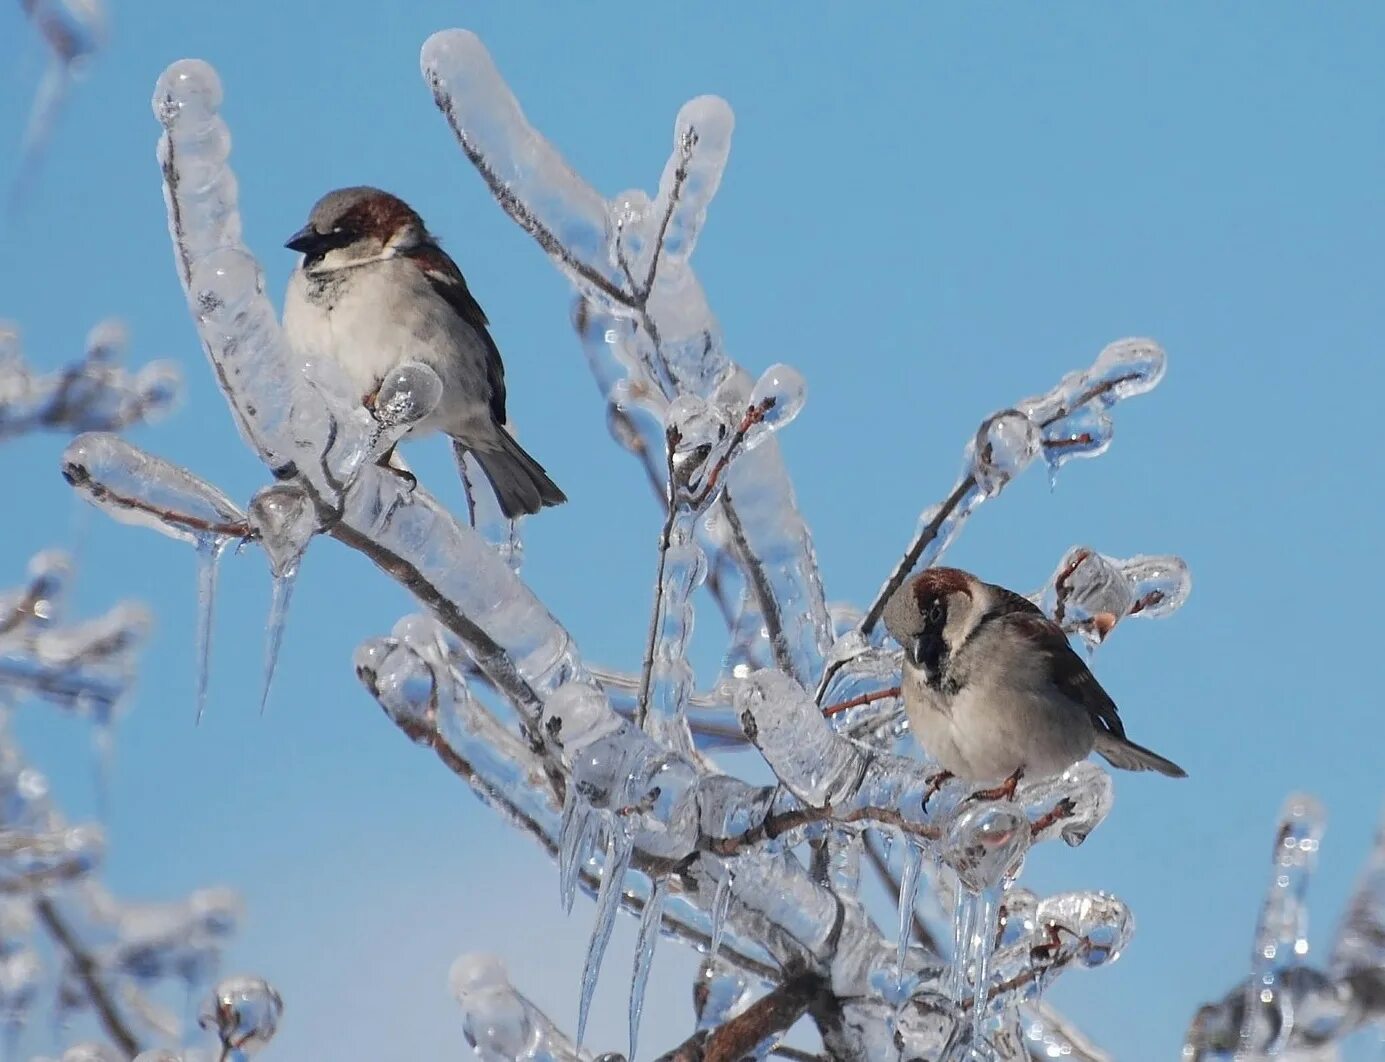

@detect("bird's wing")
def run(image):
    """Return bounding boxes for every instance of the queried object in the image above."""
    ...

[1003,612,1128,740]
[404,241,507,425]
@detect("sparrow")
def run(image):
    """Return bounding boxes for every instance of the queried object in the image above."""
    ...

[281,186,566,518]
[881,567,1185,800]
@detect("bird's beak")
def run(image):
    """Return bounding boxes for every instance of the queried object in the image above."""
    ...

[285,225,320,253]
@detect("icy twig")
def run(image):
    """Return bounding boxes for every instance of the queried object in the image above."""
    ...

[655,971,824,1062]
[850,339,1167,659]
[34,897,141,1058]
[0,321,179,439]
[1036,546,1191,649]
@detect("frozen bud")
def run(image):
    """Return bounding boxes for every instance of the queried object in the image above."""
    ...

[248,484,315,579]
[941,802,1030,893]
[153,58,223,127]
[199,975,283,1056]
[1035,891,1133,967]
[1043,548,1131,647]
[372,361,443,429]
[665,394,728,494]
[1119,554,1192,619]
[744,363,806,448]
[355,640,436,739]
[972,409,1040,497]
[1039,402,1114,466]
[449,954,536,1061]
[1022,761,1113,847]
[543,682,621,753]
[1090,338,1166,401]
[997,887,1040,948]
[83,318,128,362]
[188,248,261,325]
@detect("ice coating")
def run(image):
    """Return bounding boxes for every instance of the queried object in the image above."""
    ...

[426,31,832,687]
[450,954,583,1062]
[155,60,374,492]
[0,325,179,439]
[1036,546,1192,648]
[857,338,1169,639]
[99,42,1234,1058]
[198,975,281,1057]
[628,877,664,1059]
[192,536,227,724]
[62,433,247,544]
[371,360,443,434]
[247,484,315,714]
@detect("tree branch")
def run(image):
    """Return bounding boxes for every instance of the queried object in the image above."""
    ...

[35,896,142,1057]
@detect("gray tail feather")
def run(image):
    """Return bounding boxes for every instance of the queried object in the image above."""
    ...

[1094,732,1187,778]
[465,429,566,519]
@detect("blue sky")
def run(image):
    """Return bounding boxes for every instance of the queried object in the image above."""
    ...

[2,4,1383,1059]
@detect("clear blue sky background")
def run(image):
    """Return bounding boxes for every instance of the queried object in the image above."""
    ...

[2,5,1383,1059]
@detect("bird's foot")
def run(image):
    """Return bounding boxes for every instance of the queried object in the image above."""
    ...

[920,770,954,812]
[1028,797,1077,839]
[965,766,1024,805]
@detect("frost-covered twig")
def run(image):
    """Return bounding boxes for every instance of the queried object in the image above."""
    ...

[656,971,824,1062]
[34,897,140,1057]
[0,320,179,439]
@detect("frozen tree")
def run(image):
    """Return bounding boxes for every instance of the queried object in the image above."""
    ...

[0,326,281,1060]
[43,26,1384,1060]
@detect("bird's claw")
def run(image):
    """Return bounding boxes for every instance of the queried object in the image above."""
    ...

[920,770,954,812]
[964,767,1024,805]
[1028,796,1077,838]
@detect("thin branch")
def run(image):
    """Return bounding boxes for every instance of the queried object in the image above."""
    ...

[642,127,695,296]
[35,896,142,1057]
[722,484,795,675]
[60,466,253,541]
[656,971,823,1062]
[821,686,899,718]
[426,74,634,309]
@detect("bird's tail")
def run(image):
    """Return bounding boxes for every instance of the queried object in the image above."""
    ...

[464,428,566,519]
[1093,731,1187,777]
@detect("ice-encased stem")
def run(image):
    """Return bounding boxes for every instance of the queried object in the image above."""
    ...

[577,821,633,1048]
[629,876,665,1060]
[636,501,703,758]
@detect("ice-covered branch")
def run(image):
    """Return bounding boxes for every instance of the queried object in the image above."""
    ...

[0,320,179,439]
[1183,797,1385,1059]
[853,339,1166,650]
[424,30,833,686]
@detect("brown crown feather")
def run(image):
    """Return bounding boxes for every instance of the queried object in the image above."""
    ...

[909,567,974,608]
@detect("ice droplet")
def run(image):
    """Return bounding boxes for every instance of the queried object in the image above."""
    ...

[450,954,535,1059]
[198,974,282,1057]
[577,822,633,1048]
[1089,338,1166,400]
[744,363,806,448]
[371,360,443,433]
[972,409,1040,497]
[628,878,665,1060]
[152,58,223,127]
[192,534,229,724]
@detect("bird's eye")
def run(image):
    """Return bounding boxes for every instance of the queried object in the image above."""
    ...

[928,601,945,625]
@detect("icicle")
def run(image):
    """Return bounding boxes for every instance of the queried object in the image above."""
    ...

[628,877,665,1060]
[898,840,923,980]
[709,863,734,963]
[248,484,314,715]
[258,575,294,716]
[191,534,228,724]
[558,788,598,915]
[577,821,633,1048]
[970,885,1003,1047]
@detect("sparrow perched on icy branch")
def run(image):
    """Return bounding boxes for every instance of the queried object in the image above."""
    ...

[282,186,566,518]
[882,567,1185,799]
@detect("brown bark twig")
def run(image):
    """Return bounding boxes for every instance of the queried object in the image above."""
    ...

[35,896,142,1057]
